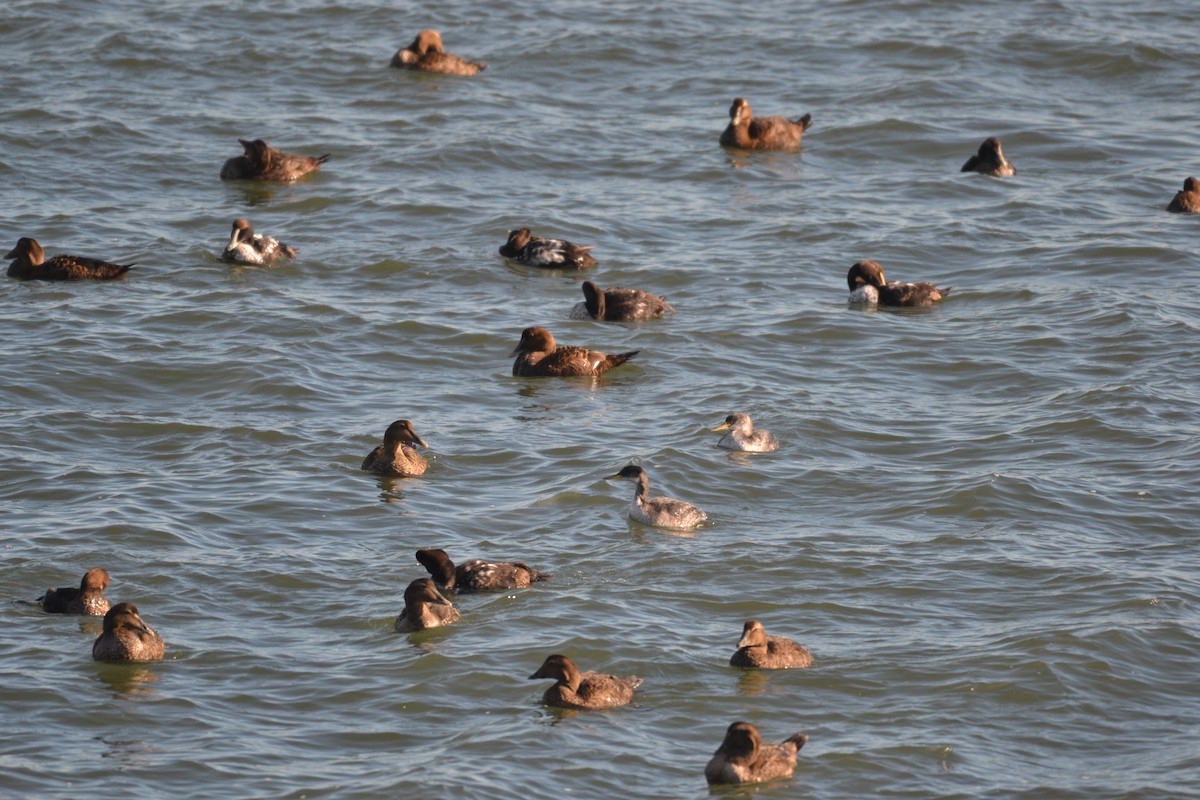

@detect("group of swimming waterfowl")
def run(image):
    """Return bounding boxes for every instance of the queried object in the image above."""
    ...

[17,24,1200,789]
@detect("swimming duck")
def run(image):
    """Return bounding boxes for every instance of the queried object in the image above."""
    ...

[961,136,1016,176]
[511,326,638,378]
[37,568,111,616]
[719,97,813,151]
[1166,177,1200,213]
[220,218,298,266]
[220,138,329,182]
[569,281,674,322]
[91,602,165,662]
[362,419,429,476]
[730,620,813,669]
[499,228,597,269]
[6,237,133,281]
[847,260,949,307]
[415,548,548,592]
[394,578,460,632]
[711,413,779,453]
[528,654,643,710]
[705,722,808,786]
[606,465,707,530]
[391,29,486,76]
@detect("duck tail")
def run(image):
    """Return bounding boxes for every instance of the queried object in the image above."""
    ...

[316,153,331,165]
[784,732,809,751]
[604,350,639,371]
[794,112,813,131]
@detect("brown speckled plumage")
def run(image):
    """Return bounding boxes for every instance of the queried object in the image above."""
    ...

[394,578,460,632]
[6,237,133,281]
[528,654,642,710]
[961,136,1016,176]
[847,260,949,307]
[705,722,808,786]
[391,29,485,76]
[1166,177,1200,213]
[719,97,812,151]
[511,326,638,377]
[362,419,428,476]
[92,602,165,662]
[729,620,813,669]
[415,548,548,592]
[499,228,597,269]
[220,138,329,182]
[570,281,673,322]
[38,568,111,616]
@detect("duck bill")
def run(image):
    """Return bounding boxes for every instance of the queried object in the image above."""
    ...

[711,423,731,432]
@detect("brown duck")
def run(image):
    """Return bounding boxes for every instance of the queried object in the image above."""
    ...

[730,620,813,669]
[511,326,638,377]
[415,548,548,592]
[498,228,597,269]
[569,280,673,322]
[847,260,949,307]
[220,138,329,182]
[528,654,642,710]
[719,97,812,151]
[961,136,1016,176]
[1166,177,1200,213]
[394,578,460,632]
[391,29,485,76]
[705,722,808,786]
[38,568,111,616]
[92,602,165,662]
[6,237,133,281]
[362,419,429,476]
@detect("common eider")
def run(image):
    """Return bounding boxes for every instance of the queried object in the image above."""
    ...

[719,97,812,151]
[394,578,460,632]
[221,218,298,266]
[1166,177,1200,213]
[705,722,808,786]
[528,654,642,710]
[92,603,165,662]
[961,137,1016,176]
[362,420,429,477]
[569,281,674,322]
[391,29,485,76]
[499,228,597,269]
[37,568,111,616]
[847,260,949,307]
[6,237,133,281]
[415,548,548,592]
[510,326,638,378]
[220,138,329,182]
[729,620,813,669]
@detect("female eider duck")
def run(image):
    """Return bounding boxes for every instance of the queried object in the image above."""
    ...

[847,260,949,307]
[499,228,597,269]
[37,567,111,616]
[719,97,813,151]
[394,578,460,632]
[1166,177,1200,213]
[92,603,165,662]
[220,138,329,182]
[415,548,548,592]
[511,326,638,378]
[6,237,133,281]
[570,280,674,322]
[705,722,808,786]
[528,654,643,710]
[711,413,779,453]
[961,136,1016,176]
[362,419,429,476]
[391,29,485,76]
[221,218,298,266]
[606,465,707,530]
[730,620,813,670]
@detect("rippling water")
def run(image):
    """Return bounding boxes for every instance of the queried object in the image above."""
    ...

[3,0,1199,797]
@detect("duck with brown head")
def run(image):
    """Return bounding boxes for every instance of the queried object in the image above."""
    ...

[719,97,813,151]
[730,620,813,669]
[92,603,165,662]
[847,260,949,307]
[510,326,638,377]
[221,218,298,266]
[569,281,674,322]
[705,722,808,785]
[220,138,329,182]
[362,420,429,476]
[499,228,597,269]
[391,29,486,75]
[415,548,548,592]
[961,136,1016,176]
[394,578,460,632]
[6,237,133,281]
[1166,177,1200,213]
[527,654,642,710]
[38,568,111,616]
